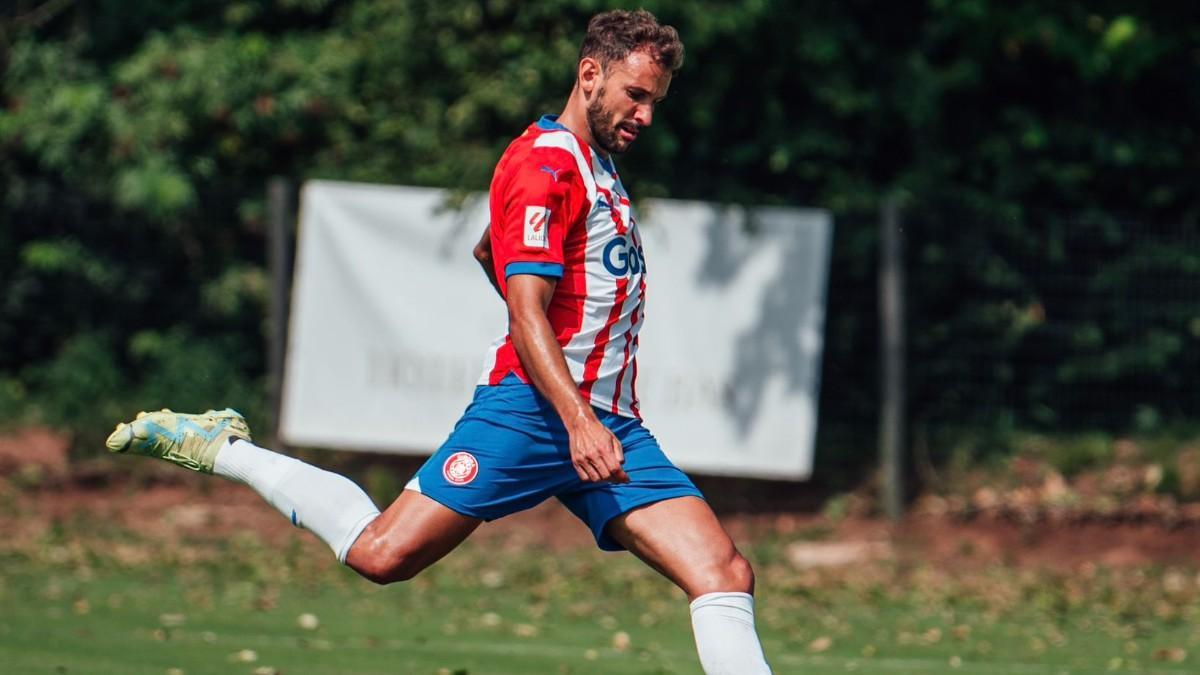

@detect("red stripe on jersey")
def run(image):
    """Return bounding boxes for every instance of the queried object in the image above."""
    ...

[614,241,652,410]
[610,264,646,413]
[626,224,645,418]
[610,304,637,413]
[579,275,629,399]
[629,340,641,419]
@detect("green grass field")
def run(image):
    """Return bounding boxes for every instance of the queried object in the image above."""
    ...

[3,493,1200,674]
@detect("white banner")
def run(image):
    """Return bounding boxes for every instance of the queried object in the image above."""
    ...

[281,180,831,480]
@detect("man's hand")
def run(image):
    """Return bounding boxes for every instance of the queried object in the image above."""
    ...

[566,413,630,483]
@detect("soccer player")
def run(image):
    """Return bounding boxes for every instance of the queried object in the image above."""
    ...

[106,10,771,674]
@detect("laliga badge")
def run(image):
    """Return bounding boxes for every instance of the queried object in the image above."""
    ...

[443,451,479,485]
[524,206,550,248]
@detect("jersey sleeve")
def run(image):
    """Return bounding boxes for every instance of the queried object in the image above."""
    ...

[492,148,582,280]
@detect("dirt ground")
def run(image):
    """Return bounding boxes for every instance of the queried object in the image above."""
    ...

[4,426,1200,570]
[7,470,1200,572]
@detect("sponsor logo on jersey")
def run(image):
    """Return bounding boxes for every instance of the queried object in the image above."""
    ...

[524,206,550,248]
[602,235,646,276]
[443,451,479,485]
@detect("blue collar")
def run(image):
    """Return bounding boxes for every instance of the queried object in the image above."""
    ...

[536,114,571,132]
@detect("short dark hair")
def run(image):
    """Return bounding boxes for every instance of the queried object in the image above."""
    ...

[579,9,684,73]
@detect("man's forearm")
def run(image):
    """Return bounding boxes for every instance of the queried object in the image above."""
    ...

[509,307,597,431]
[505,274,627,484]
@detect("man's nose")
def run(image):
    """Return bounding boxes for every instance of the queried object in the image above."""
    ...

[634,103,653,128]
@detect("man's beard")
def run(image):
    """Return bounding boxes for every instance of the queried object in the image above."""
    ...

[586,86,632,155]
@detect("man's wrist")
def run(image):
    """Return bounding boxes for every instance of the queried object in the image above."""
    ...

[562,405,599,433]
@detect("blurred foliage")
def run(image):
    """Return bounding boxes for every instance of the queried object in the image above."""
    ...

[1,1,1198,464]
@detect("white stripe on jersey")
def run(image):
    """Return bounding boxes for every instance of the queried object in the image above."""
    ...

[533,132,598,202]
[476,334,506,385]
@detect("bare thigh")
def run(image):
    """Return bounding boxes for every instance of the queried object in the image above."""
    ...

[605,496,754,600]
[345,489,481,584]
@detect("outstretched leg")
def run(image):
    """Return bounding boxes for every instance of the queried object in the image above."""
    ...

[106,409,479,582]
[606,496,771,675]
[345,488,480,583]
[216,437,481,578]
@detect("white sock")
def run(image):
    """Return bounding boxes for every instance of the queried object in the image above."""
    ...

[690,592,772,675]
[213,439,380,563]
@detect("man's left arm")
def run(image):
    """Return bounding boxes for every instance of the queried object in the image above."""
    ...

[472,224,503,299]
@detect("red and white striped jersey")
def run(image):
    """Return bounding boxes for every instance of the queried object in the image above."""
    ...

[479,115,647,418]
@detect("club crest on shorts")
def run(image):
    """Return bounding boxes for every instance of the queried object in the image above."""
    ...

[442,451,479,485]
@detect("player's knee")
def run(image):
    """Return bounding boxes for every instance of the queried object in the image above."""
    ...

[696,550,755,596]
[726,552,755,594]
[349,538,428,585]
[359,552,426,585]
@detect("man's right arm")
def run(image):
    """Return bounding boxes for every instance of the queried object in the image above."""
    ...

[506,273,629,484]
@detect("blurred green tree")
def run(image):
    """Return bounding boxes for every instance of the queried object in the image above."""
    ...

[0,1,1197,460]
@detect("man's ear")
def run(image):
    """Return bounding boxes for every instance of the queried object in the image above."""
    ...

[578,56,603,99]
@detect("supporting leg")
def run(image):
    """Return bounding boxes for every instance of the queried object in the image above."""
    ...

[606,496,772,675]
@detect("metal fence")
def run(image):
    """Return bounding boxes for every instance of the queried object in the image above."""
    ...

[816,200,1200,496]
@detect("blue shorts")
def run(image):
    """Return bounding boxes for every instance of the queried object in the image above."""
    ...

[406,376,703,551]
